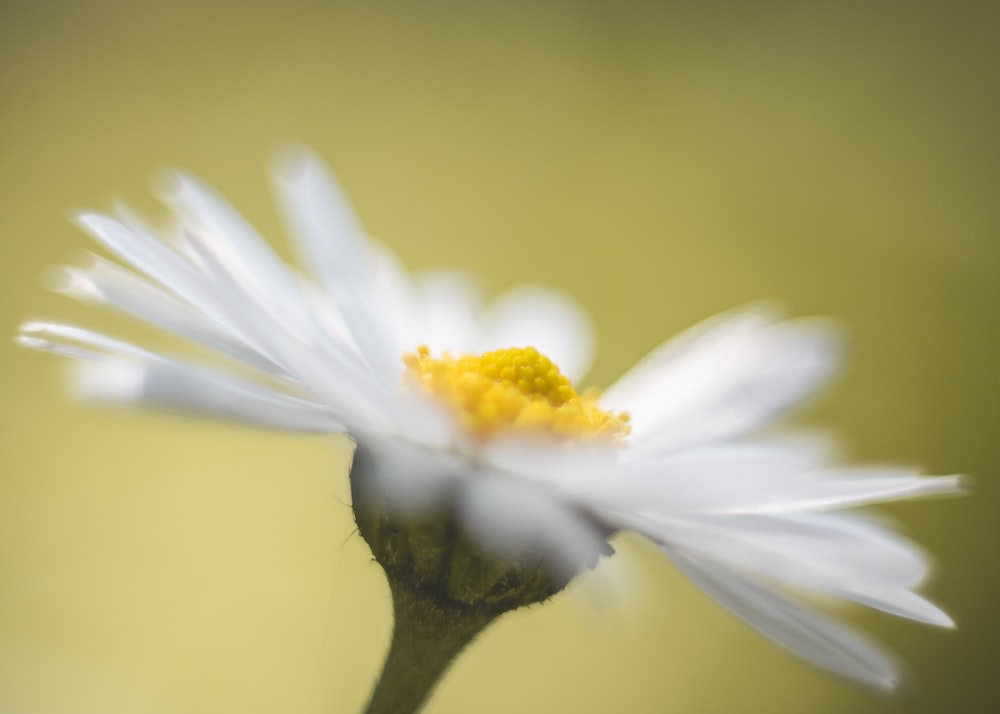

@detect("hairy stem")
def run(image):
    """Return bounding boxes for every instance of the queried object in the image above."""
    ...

[362,577,499,714]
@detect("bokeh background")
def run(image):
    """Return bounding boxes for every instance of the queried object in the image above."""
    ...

[1,1,997,712]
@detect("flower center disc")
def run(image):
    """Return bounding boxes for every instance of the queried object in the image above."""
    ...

[404,345,629,442]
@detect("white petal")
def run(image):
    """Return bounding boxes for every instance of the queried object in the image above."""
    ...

[174,229,395,428]
[602,304,780,415]
[478,436,621,485]
[52,256,281,374]
[164,180,384,417]
[407,398,460,452]
[585,443,964,516]
[113,201,199,264]
[246,322,394,431]
[273,148,417,380]
[19,322,161,361]
[74,213,233,328]
[603,305,844,455]
[693,512,929,587]
[413,270,482,355]
[621,429,837,472]
[297,280,362,359]
[16,334,112,362]
[710,470,966,515]
[19,322,343,432]
[174,219,316,348]
[349,434,466,515]
[272,147,369,286]
[666,546,902,690]
[364,241,422,361]
[72,212,293,368]
[18,320,386,432]
[845,588,954,629]
[74,358,344,433]
[457,475,608,581]
[635,512,952,627]
[476,285,595,383]
[158,172,313,331]
[560,438,833,514]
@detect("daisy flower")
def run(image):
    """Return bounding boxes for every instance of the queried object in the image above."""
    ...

[17,149,962,713]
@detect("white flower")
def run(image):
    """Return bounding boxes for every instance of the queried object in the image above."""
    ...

[18,149,962,691]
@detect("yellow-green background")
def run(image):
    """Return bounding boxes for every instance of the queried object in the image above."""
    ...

[1,1,996,712]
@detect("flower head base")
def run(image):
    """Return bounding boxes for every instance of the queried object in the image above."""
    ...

[404,345,630,443]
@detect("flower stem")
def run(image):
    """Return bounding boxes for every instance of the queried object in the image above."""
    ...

[362,576,499,714]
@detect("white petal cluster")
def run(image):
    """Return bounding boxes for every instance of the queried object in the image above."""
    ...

[18,149,962,690]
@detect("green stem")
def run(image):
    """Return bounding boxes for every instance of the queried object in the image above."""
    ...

[362,578,499,714]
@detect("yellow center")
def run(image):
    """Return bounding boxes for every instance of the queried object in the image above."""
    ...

[403,345,630,442]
